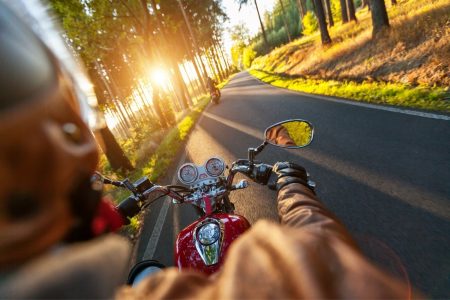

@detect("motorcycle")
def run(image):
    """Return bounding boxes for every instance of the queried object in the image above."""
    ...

[211,88,221,104]
[93,119,314,281]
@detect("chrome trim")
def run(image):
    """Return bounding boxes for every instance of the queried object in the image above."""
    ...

[193,218,224,266]
[204,157,225,177]
[177,163,198,185]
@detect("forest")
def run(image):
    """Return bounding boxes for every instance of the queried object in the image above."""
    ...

[49,0,233,180]
[231,0,449,111]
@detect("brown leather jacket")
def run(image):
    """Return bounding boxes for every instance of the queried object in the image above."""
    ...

[118,183,418,299]
[0,183,418,298]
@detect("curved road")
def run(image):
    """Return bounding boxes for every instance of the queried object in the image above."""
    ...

[136,72,450,298]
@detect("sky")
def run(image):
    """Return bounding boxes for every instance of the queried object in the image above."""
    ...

[221,0,276,54]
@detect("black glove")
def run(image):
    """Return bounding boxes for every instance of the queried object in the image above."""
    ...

[268,162,315,193]
[251,163,273,185]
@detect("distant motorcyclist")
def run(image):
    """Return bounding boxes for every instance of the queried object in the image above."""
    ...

[0,1,418,299]
[206,76,220,95]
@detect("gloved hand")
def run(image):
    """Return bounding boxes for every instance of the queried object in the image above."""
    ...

[268,162,315,193]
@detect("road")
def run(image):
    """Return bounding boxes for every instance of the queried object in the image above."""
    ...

[135,72,450,298]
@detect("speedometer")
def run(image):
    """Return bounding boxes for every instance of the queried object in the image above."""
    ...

[178,163,198,184]
[205,157,225,177]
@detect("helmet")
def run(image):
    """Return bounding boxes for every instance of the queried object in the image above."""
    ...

[0,1,101,267]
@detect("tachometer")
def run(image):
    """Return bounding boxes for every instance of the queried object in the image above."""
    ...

[205,157,225,177]
[178,163,198,184]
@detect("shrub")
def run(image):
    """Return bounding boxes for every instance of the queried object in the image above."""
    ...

[302,11,318,35]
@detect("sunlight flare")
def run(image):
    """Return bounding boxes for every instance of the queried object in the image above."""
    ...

[149,67,170,88]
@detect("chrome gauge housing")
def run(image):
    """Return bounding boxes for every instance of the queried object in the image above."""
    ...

[205,157,225,177]
[178,163,198,184]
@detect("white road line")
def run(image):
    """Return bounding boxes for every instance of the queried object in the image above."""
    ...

[142,105,210,260]
[142,151,187,260]
[251,73,450,121]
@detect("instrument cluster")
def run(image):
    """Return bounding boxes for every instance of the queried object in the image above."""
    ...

[178,157,225,186]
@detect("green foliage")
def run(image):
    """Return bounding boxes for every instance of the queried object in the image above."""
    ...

[282,122,312,146]
[242,46,257,69]
[302,11,318,35]
[231,41,246,69]
[330,0,343,23]
[249,70,450,112]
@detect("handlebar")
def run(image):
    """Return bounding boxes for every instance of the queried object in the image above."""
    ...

[100,159,273,223]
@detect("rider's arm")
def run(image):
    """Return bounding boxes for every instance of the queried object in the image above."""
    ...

[117,164,420,299]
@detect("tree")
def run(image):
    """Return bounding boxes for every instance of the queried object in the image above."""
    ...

[296,0,306,19]
[339,0,349,23]
[370,0,390,35]
[236,0,269,49]
[50,0,135,171]
[312,0,332,44]
[279,0,292,42]
[361,0,370,9]
[346,0,357,22]
[324,0,334,27]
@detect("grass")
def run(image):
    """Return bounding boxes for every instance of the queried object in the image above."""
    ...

[100,72,237,234]
[249,69,450,112]
[251,0,450,87]
[105,96,210,235]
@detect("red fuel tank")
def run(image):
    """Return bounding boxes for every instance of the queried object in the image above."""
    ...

[174,213,250,275]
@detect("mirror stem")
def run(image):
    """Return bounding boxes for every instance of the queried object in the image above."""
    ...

[248,141,268,164]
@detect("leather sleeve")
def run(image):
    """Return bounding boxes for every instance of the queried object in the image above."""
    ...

[117,183,420,299]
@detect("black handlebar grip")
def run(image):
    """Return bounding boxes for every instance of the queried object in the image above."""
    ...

[253,163,273,185]
[117,196,141,225]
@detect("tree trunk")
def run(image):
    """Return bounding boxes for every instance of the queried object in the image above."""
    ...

[324,0,334,27]
[177,0,209,86]
[215,40,230,73]
[205,49,219,82]
[173,62,192,108]
[346,0,357,21]
[370,0,390,35]
[95,126,134,172]
[253,0,269,49]
[181,62,200,100]
[195,53,209,85]
[279,0,292,42]
[361,0,369,8]
[152,87,169,129]
[296,0,306,18]
[339,0,349,23]
[215,41,229,75]
[213,46,226,79]
[180,29,207,91]
[313,0,332,45]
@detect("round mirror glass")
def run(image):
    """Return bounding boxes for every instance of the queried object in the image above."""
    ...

[264,120,314,148]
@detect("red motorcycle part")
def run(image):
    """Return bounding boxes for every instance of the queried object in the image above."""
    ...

[174,213,250,275]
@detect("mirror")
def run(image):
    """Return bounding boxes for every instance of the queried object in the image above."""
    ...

[264,120,314,148]
[90,172,105,191]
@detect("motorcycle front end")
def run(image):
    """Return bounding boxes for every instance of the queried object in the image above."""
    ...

[96,119,314,283]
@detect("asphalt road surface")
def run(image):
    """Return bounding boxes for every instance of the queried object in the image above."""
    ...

[136,72,450,298]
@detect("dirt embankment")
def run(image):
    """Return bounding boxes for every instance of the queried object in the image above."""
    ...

[252,0,450,87]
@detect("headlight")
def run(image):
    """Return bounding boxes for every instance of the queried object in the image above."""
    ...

[197,223,220,245]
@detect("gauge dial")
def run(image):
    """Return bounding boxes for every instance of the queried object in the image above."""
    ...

[178,164,198,184]
[205,158,225,177]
